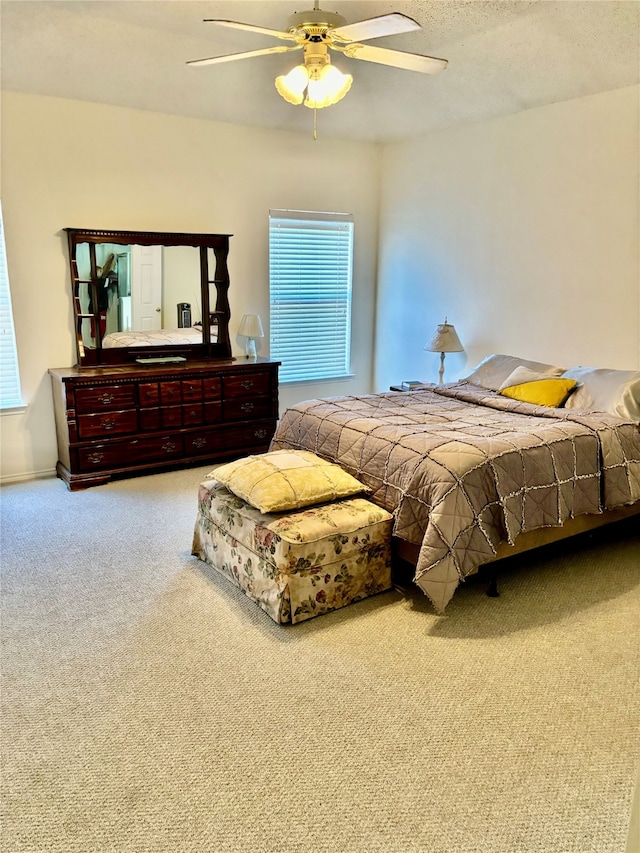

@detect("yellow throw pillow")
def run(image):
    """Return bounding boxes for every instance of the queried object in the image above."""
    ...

[210,450,369,513]
[500,378,578,408]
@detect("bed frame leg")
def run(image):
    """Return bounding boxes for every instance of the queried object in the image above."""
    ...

[486,572,500,598]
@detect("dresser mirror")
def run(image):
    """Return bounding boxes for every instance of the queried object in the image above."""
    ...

[65,228,232,367]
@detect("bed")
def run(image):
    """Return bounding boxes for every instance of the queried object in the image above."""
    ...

[102,326,217,348]
[270,356,640,611]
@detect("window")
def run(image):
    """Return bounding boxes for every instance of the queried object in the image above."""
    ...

[269,209,354,383]
[0,204,23,410]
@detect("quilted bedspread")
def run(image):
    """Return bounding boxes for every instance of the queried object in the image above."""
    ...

[270,383,640,611]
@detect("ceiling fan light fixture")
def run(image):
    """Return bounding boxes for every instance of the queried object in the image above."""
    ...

[304,63,352,108]
[275,64,309,105]
[193,8,448,116]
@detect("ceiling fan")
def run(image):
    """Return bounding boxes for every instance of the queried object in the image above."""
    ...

[187,3,448,113]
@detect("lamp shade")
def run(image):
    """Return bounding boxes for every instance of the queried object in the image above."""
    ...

[238,314,264,339]
[424,319,463,353]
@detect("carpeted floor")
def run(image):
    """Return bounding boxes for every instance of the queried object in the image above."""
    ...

[1,466,639,853]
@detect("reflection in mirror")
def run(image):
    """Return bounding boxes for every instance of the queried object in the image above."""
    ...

[65,228,232,367]
[76,243,206,351]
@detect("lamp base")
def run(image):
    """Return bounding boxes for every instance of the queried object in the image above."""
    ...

[245,337,257,360]
[438,352,446,384]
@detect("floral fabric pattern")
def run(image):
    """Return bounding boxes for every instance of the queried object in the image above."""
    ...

[192,480,393,624]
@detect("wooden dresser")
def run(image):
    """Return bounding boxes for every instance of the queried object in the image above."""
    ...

[49,359,279,490]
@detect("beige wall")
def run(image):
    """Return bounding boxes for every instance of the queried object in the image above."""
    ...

[0,92,379,482]
[3,86,638,482]
[375,85,640,390]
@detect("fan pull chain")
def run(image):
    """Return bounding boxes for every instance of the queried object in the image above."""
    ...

[313,108,317,140]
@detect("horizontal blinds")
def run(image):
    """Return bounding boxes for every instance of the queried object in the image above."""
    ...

[269,210,353,383]
[0,205,23,409]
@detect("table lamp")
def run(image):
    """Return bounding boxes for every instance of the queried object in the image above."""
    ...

[238,313,264,359]
[424,318,463,384]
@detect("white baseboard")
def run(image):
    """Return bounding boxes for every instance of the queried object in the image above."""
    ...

[0,468,57,486]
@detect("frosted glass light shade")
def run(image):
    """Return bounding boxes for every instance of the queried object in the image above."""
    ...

[305,65,352,109]
[275,62,352,109]
[275,65,309,105]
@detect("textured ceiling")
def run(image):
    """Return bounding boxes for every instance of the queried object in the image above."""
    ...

[1,0,639,142]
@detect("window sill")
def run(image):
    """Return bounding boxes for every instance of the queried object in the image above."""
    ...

[1,404,28,416]
[279,374,356,386]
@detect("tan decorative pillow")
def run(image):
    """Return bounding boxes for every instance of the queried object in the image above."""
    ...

[209,450,369,513]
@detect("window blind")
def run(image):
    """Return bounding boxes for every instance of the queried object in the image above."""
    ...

[0,204,23,410]
[269,209,354,384]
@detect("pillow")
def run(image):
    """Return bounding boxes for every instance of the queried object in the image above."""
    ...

[499,365,562,390]
[462,354,565,391]
[210,450,369,513]
[561,367,640,421]
[500,378,578,408]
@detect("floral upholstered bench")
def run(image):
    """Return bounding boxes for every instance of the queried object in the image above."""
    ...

[191,451,393,624]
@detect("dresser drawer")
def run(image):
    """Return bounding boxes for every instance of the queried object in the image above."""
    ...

[203,377,222,400]
[183,403,203,426]
[204,401,222,424]
[223,372,271,398]
[182,379,203,401]
[139,404,205,431]
[160,381,181,405]
[75,384,137,413]
[138,383,160,407]
[224,397,272,421]
[184,421,276,457]
[77,409,138,439]
[139,380,183,407]
[77,434,184,471]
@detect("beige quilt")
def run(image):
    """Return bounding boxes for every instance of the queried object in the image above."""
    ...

[271,383,640,612]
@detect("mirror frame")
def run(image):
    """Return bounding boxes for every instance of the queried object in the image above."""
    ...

[65,228,232,367]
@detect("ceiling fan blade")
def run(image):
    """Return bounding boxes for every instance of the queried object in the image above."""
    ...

[187,45,301,67]
[332,13,420,44]
[344,44,447,74]
[203,19,297,42]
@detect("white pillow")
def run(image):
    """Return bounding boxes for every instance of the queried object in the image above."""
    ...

[463,354,565,392]
[498,366,561,390]
[562,367,640,422]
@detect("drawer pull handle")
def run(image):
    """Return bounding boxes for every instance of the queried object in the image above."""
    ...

[143,390,155,399]
[88,452,104,465]
[162,441,177,453]
[240,402,254,413]
[101,418,116,430]
[193,438,207,449]
[254,429,268,440]
[240,381,254,390]
[98,393,114,405]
